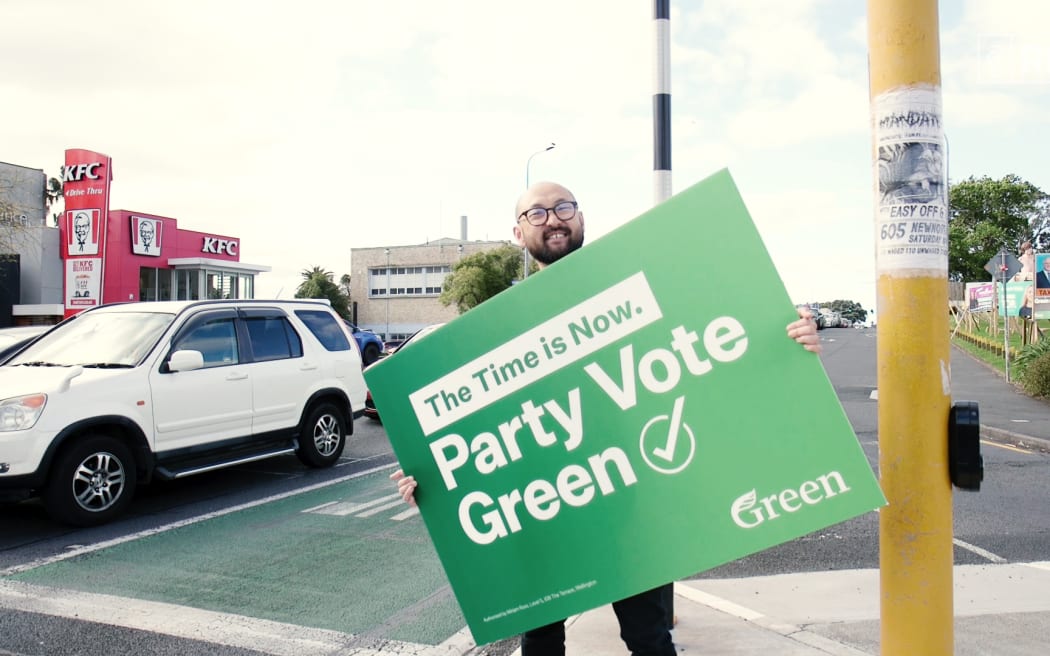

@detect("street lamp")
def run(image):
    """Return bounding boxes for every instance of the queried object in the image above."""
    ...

[525,142,555,188]
[523,142,556,278]
[384,248,391,340]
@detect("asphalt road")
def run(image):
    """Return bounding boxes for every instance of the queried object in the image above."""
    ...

[0,326,1047,655]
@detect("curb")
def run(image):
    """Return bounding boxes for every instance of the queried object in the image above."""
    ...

[979,424,1050,453]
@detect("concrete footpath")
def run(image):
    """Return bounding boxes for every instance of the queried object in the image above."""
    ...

[542,345,1050,655]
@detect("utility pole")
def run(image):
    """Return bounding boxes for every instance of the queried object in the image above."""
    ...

[868,1,952,653]
[652,0,674,630]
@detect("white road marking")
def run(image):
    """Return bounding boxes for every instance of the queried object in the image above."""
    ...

[303,493,401,517]
[674,582,764,621]
[953,538,1007,563]
[391,507,421,521]
[0,579,448,656]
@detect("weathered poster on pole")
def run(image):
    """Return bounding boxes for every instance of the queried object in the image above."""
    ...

[872,88,948,274]
[365,170,886,645]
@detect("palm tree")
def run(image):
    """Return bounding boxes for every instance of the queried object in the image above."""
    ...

[45,175,63,226]
[295,266,350,318]
[300,266,333,282]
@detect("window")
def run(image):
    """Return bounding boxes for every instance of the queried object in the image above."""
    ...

[237,274,254,299]
[370,264,452,297]
[139,267,176,301]
[174,317,239,368]
[176,270,201,300]
[245,316,301,361]
[139,267,158,302]
[296,310,351,352]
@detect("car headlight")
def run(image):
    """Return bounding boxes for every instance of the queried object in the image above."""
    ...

[0,394,47,431]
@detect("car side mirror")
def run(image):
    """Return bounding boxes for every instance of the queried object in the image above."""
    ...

[168,349,205,373]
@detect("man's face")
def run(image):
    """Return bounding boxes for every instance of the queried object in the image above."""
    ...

[139,221,154,244]
[74,215,90,241]
[1044,258,1050,273]
[513,182,585,267]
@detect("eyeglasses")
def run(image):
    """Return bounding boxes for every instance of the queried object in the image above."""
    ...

[517,201,578,226]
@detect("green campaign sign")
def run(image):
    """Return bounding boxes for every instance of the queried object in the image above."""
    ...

[365,170,886,645]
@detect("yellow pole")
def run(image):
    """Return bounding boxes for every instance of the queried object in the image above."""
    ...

[867,1,952,654]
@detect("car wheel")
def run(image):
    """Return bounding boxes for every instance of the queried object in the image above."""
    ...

[362,342,381,365]
[297,402,348,468]
[43,435,137,527]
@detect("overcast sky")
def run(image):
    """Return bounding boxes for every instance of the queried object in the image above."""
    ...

[3,0,1047,313]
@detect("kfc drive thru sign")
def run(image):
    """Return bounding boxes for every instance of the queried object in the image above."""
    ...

[60,149,113,314]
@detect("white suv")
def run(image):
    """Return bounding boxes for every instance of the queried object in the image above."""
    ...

[0,299,368,526]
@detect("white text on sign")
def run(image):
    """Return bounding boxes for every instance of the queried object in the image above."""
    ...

[408,272,663,435]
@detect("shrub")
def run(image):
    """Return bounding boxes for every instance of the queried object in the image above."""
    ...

[1020,351,1050,398]
[1014,338,1050,376]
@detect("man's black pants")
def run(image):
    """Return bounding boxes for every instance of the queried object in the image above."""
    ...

[519,583,676,656]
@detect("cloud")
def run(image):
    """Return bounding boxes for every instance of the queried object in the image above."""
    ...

[1,0,1045,309]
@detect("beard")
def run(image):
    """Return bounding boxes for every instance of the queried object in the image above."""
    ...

[528,231,585,266]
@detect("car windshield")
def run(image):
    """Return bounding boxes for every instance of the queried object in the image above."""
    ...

[8,312,174,367]
[0,328,45,348]
[399,324,444,351]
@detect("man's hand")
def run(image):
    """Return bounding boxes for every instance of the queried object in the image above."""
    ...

[390,469,418,506]
[788,309,822,354]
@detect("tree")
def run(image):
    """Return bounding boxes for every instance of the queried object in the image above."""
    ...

[1,168,43,290]
[339,273,352,300]
[45,175,63,226]
[948,175,1049,282]
[817,300,867,324]
[295,266,351,318]
[439,244,521,313]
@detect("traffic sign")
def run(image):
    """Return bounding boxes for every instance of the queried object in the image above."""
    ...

[983,250,1021,280]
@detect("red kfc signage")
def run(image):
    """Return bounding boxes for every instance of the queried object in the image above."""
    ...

[60,149,113,316]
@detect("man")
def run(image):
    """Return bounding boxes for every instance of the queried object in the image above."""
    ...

[73,212,92,252]
[139,219,156,253]
[392,181,821,655]
[1036,255,1050,289]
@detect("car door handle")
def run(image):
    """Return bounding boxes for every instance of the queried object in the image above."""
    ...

[226,372,249,381]
[300,362,318,371]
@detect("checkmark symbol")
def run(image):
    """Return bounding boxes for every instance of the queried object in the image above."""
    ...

[652,395,686,462]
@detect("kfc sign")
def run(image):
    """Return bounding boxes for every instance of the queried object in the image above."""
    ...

[131,216,163,256]
[66,209,102,255]
[202,237,238,256]
[62,149,113,317]
[62,162,104,182]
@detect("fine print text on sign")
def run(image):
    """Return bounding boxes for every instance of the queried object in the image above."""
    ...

[365,169,886,645]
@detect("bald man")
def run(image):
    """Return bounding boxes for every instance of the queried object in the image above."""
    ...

[393,181,821,655]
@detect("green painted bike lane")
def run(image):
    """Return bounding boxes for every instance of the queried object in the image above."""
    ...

[6,467,467,648]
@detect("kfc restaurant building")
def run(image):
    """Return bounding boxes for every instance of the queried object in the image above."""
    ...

[57,148,269,319]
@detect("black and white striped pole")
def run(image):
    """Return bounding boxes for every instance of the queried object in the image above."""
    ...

[653,0,676,631]
[653,0,672,204]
